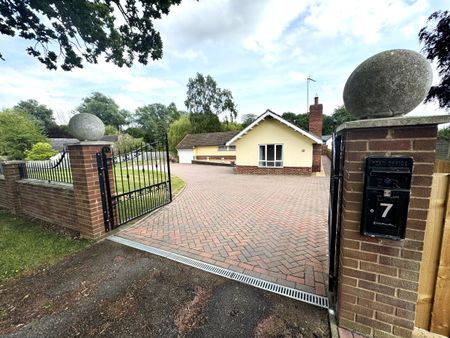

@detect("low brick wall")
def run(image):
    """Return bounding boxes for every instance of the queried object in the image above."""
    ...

[195,155,236,161]
[0,142,113,239]
[192,160,234,167]
[0,177,7,210]
[17,180,76,230]
[235,165,311,175]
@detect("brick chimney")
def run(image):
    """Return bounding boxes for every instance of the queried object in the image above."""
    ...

[309,96,323,137]
[309,96,323,172]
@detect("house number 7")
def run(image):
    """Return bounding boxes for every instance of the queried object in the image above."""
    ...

[379,203,393,218]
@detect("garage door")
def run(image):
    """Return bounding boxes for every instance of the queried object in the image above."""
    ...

[178,149,193,164]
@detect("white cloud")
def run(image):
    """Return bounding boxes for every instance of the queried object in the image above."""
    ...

[0,0,446,126]
[122,77,180,93]
[304,0,430,43]
[287,71,307,83]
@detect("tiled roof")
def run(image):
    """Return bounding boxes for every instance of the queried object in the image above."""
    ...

[176,131,239,149]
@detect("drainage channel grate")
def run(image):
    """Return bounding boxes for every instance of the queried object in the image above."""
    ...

[109,235,329,309]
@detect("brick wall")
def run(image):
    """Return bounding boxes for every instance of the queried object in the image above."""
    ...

[235,165,312,175]
[0,163,22,213]
[68,143,112,239]
[17,180,76,230]
[0,142,112,240]
[309,96,323,172]
[337,125,437,338]
[313,144,322,172]
[0,177,7,210]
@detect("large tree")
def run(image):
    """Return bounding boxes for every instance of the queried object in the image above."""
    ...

[419,10,450,109]
[0,0,182,70]
[0,110,46,160]
[189,112,222,134]
[185,73,238,126]
[134,102,181,143]
[14,99,56,131]
[76,92,129,129]
[241,114,257,128]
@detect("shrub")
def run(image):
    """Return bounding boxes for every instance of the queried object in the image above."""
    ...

[114,134,143,153]
[24,142,58,160]
[0,109,46,160]
[105,125,119,135]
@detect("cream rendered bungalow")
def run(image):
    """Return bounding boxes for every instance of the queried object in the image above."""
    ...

[176,97,324,174]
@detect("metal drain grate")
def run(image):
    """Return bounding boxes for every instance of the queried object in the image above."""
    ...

[109,236,329,309]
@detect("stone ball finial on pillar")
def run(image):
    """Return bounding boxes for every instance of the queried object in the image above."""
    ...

[343,49,433,119]
[68,113,105,141]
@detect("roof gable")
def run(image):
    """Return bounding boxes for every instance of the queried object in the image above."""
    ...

[176,131,239,149]
[226,110,322,145]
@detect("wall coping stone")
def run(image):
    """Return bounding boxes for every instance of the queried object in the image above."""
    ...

[1,160,26,164]
[18,178,74,190]
[67,141,113,147]
[337,114,450,132]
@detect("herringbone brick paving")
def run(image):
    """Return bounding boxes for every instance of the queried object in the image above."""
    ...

[118,157,330,296]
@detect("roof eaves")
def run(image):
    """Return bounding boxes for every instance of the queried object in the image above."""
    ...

[226,110,322,145]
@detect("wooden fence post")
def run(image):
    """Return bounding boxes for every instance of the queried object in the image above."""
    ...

[430,177,450,336]
[416,173,449,330]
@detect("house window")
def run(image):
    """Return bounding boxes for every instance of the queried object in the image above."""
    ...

[259,144,283,167]
[218,145,236,151]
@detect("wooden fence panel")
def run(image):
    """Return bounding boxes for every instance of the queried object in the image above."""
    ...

[416,174,449,331]
[435,159,450,173]
[430,174,450,336]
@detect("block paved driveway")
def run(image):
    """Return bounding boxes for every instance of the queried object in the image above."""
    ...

[117,158,330,296]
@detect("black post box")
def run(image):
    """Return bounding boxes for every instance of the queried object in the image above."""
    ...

[361,156,413,240]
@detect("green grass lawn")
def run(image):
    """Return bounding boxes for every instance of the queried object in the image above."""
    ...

[114,174,185,225]
[0,211,92,282]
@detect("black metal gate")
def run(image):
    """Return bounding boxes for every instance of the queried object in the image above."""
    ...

[328,131,344,293]
[97,136,172,231]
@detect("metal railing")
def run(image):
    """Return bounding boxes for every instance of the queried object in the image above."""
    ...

[20,150,73,184]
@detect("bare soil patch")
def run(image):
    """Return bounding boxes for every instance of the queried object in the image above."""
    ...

[0,241,329,337]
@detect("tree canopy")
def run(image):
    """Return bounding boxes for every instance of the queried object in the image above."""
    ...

[134,102,181,143]
[419,10,450,109]
[438,127,450,140]
[331,105,355,127]
[14,99,56,132]
[185,73,238,122]
[0,110,46,160]
[241,114,257,128]
[168,115,192,154]
[0,0,182,70]
[282,112,309,131]
[189,112,222,134]
[76,92,129,129]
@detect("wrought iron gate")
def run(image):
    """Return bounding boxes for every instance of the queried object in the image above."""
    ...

[328,131,344,293]
[97,136,172,231]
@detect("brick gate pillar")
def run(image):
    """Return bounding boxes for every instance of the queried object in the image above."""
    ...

[67,142,113,240]
[334,115,450,338]
[0,161,23,214]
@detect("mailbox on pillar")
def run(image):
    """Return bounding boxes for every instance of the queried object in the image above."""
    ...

[361,156,413,240]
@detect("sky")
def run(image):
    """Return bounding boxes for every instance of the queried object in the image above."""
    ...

[0,0,448,124]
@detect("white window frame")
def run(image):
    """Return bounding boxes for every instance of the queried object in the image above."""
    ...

[258,144,283,168]
[218,145,236,152]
